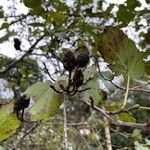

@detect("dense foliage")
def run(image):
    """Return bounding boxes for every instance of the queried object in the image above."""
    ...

[0,0,150,149]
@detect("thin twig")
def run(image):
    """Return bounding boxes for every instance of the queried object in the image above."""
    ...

[0,35,45,75]
[10,13,30,25]
[67,71,72,92]
[10,122,40,150]
[121,73,130,109]
[79,96,146,129]
[103,115,112,150]
[63,96,68,150]
[108,104,140,115]
[110,127,134,143]
[96,58,150,94]
[82,99,114,122]
[43,62,56,82]
[139,106,150,110]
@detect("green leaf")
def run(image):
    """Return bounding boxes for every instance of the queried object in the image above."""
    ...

[135,141,149,150]
[144,61,150,75]
[46,12,65,26]
[100,71,114,80]
[127,0,141,10]
[30,5,44,15]
[29,23,45,27]
[82,76,104,105]
[0,10,4,18]
[142,49,150,59]
[82,0,92,5]
[145,139,150,145]
[0,31,15,43]
[24,81,63,121]
[117,5,135,27]
[0,101,20,141]
[51,0,69,12]
[23,0,42,9]
[0,23,9,30]
[119,112,136,122]
[54,75,68,91]
[99,26,145,79]
[102,80,116,93]
[132,129,142,141]
[143,29,150,44]
[104,101,121,111]
[83,65,97,82]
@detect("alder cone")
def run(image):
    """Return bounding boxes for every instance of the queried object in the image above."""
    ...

[14,38,21,50]
[73,68,84,88]
[14,95,30,111]
[62,51,76,71]
[75,53,89,68]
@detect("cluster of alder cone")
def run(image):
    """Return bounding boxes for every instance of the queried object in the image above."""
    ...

[62,50,89,92]
[13,45,89,122]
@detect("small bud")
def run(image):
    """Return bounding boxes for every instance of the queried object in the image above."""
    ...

[14,38,21,50]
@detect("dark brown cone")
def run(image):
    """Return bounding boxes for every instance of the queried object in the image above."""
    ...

[14,38,21,50]
[14,95,30,112]
[62,51,76,71]
[73,68,84,89]
[75,53,89,68]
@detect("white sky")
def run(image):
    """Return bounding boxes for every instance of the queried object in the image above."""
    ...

[0,0,149,58]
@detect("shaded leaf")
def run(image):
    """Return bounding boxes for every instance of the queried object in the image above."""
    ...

[145,139,150,145]
[46,12,65,26]
[99,26,145,79]
[83,65,97,82]
[104,101,121,111]
[82,0,92,5]
[132,129,142,141]
[0,31,15,43]
[0,23,9,30]
[135,141,149,150]
[54,75,68,91]
[29,23,45,27]
[117,5,135,27]
[24,81,63,121]
[0,10,4,18]
[144,61,150,75]
[23,0,42,9]
[82,76,104,105]
[100,70,114,81]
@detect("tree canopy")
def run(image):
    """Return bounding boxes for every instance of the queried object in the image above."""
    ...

[0,0,150,149]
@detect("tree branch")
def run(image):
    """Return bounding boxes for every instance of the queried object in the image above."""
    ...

[63,96,68,150]
[81,97,146,130]
[10,122,40,150]
[0,35,45,75]
[108,104,140,115]
[103,107,112,150]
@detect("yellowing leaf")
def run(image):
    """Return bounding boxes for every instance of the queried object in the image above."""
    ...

[24,81,63,121]
[0,101,20,141]
[119,112,136,122]
[99,26,145,79]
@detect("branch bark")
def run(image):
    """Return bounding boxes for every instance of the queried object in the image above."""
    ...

[0,35,45,75]
[10,122,40,150]
[63,95,68,150]
[104,117,112,150]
